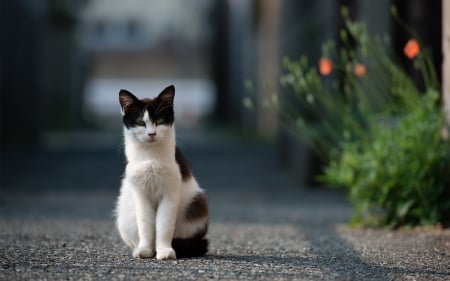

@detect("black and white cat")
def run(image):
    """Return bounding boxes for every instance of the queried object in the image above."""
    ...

[116,85,208,260]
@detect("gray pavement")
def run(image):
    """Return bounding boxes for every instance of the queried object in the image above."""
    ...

[1,129,449,280]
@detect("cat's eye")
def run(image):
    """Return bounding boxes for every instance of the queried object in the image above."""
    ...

[136,120,146,127]
[155,118,165,125]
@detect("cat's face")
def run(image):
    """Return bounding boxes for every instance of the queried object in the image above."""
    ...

[119,85,175,145]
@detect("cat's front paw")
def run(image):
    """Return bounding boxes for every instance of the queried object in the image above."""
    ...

[156,248,176,260]
[133,245,155,259]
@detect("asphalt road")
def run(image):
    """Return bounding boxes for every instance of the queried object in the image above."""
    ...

[1,130,449,280]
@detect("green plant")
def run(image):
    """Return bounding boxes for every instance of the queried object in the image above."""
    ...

[321,89,450,227]
[250,7,450,228]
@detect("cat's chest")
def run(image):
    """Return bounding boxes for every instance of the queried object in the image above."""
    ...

[126,159,180,189]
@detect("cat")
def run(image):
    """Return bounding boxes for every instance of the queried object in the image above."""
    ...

[115,85,209,260]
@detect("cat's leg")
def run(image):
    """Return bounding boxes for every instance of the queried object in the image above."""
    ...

[124,161,157,258]
[131,186,156,258]
[116,182,139,248]
[155,197,179,260]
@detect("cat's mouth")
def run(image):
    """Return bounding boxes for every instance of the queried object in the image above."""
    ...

[144,136,157,143]
[136,134,159,144]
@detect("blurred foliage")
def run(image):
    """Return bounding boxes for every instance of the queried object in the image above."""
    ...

[321,89,450,228]
[251,6,450,228]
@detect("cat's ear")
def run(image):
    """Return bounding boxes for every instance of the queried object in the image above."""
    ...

[157,85,175,106]
[119,89,139,115]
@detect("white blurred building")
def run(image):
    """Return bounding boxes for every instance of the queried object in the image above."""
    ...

[78,0,212,51]
[77,0,216,129]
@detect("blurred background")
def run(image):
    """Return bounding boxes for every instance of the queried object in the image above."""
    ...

[0,0,443,202]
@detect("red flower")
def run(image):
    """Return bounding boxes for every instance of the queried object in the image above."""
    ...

[354,64,366,77]
[319,58,333,76]
[403,39,420,59]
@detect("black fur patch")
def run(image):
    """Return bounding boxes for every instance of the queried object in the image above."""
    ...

[175,147,192,181]
[172,223,209,258]
[185,193,209,221]
[172,237,209,258]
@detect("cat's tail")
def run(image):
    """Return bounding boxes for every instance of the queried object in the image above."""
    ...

[172,237,209,258]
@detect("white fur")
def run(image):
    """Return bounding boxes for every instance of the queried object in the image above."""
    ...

[116,121,207,260]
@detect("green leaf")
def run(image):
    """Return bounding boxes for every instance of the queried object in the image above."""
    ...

[397,200,415,218]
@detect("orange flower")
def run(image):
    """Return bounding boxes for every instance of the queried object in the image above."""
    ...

[319,58,333,76]
[354,64,366,77]
[403,39,420,59]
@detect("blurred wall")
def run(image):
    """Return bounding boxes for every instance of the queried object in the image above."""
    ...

[212,0,443,187]
[1,0,87,149]
[1,0,42,147]
[2,0,443,187]
[212,0,258,128]
[277,0,337,186]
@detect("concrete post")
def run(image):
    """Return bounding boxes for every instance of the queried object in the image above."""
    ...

[256,0,281,138]
[443,0,450,139]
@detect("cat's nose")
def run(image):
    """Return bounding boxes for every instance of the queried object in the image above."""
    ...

[148,132,156,136]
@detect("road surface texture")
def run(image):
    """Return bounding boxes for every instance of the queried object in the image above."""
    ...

[1,129,449,280]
